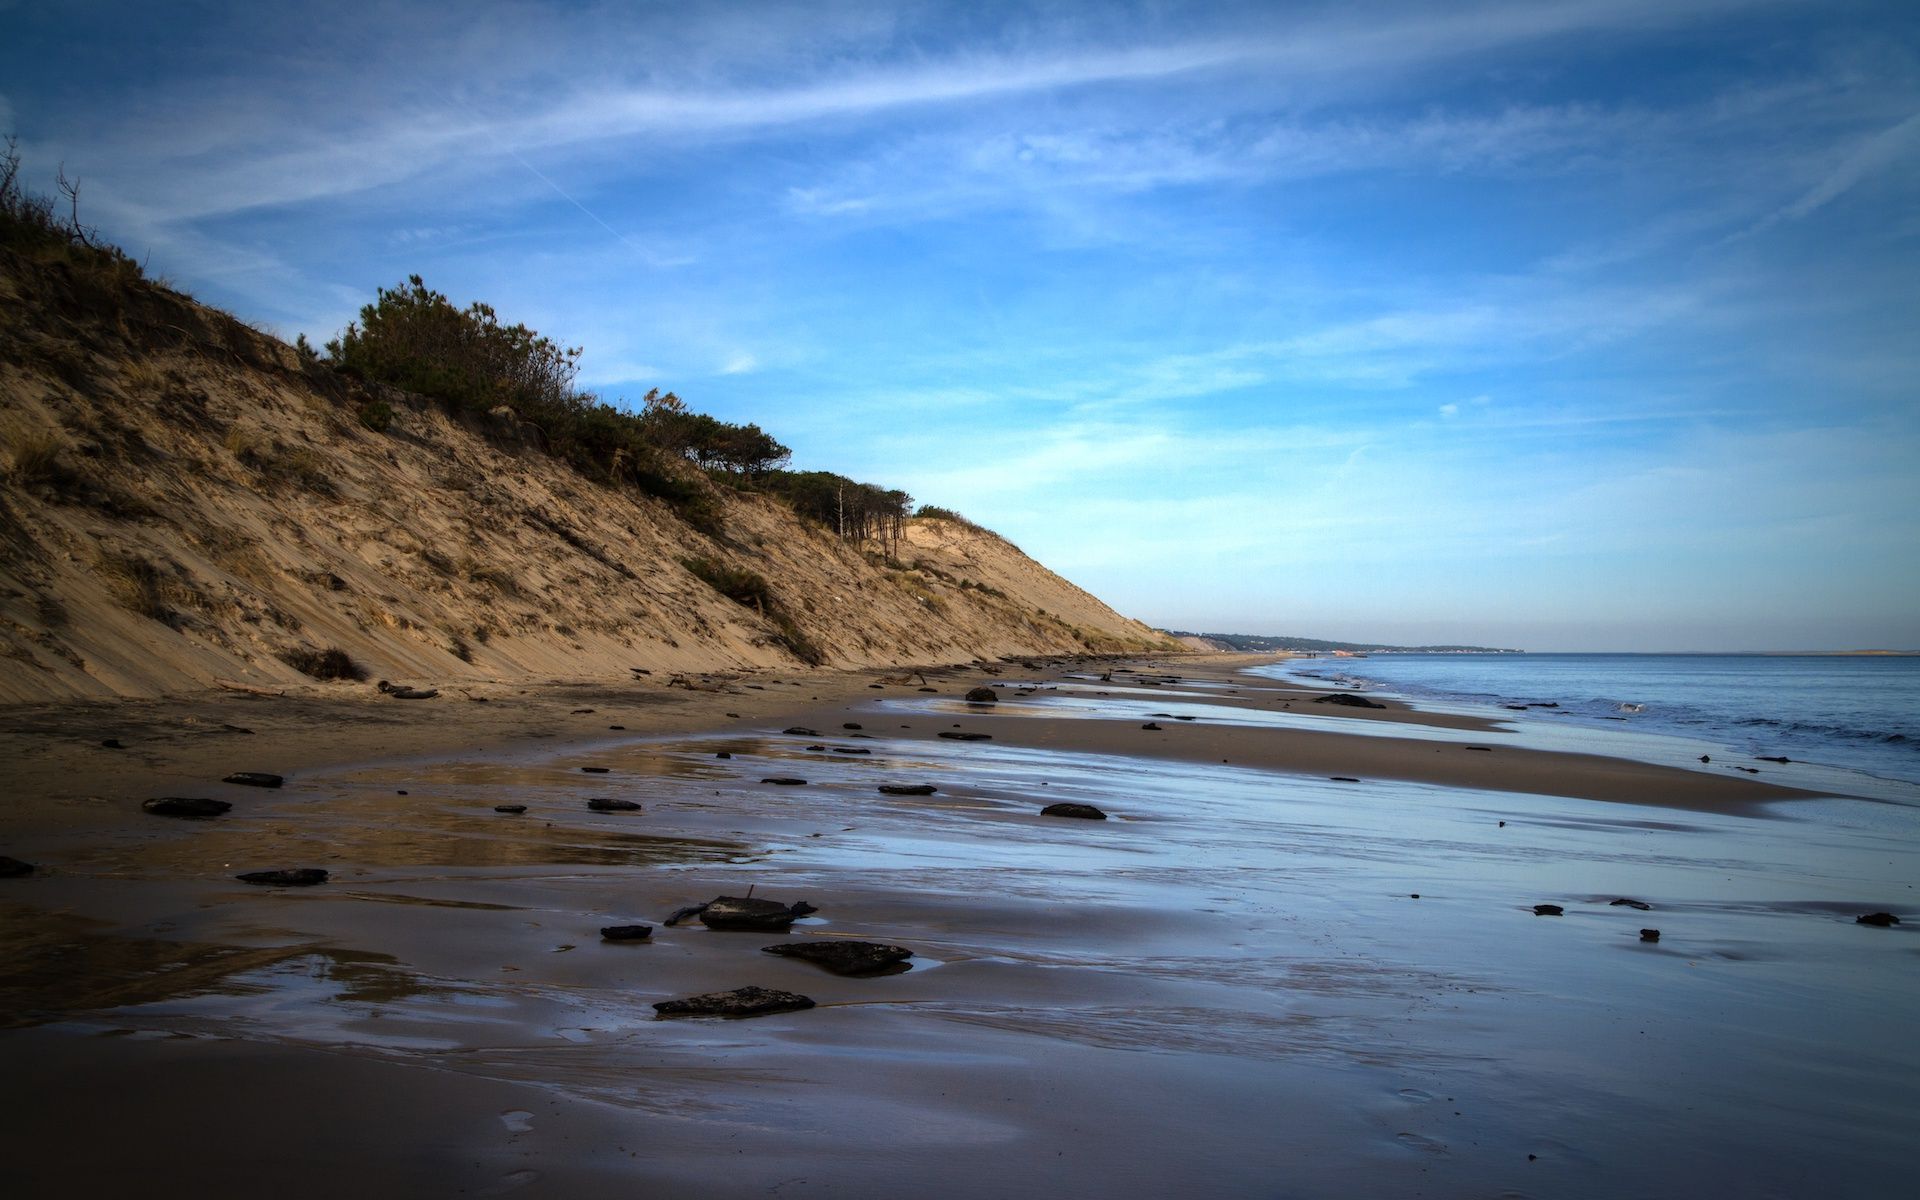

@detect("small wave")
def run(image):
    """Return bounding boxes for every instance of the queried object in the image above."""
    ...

[1618,702,1646,714]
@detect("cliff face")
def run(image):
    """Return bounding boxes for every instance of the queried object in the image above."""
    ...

[0,251,1175,701]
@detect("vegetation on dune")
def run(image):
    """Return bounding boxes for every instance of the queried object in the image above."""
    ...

[0,135,142,283]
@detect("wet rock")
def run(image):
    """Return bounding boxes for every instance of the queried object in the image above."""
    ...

[918,687,937,693]
[842,723,863,730]
[1313,693,1385,709]
[1330,776,1360,783]
[831,747,871,755]
[1756,755,1792,763]
[1609,898,1653,911]
[1699,755,1711,763]
[587,798,641,812]
[965,687,999,703]
[784,727,820,737]
[571,708,595,714]
[223,772,283,789]
[494,804,528,814]
[236,868,328,887]
[1532,904,1564,916]
[102,738,125,749]
[806,744,827,751]
[0,856,34,878]
[699,895,818,931]
[763,940,913,975]
[761,777,808,786]
[1640,929,1661,942]
[938,731,992,742]
[879,784,937,796]
[376,681,439,700]
[608,725,625,731]
[223,724,255,734]
[600,924,653,942]
[715,751,733,759]
[1856,912,1901,927]
[653,986,815,1019]
[1041,802,1107,820]
[580,766,611,773]
[1142,722,1163,730]
[142,797,231,819]
[1465,746,1493,752]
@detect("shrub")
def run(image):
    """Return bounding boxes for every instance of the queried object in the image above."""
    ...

[681,556,774,610]
[356,398,393,432]
[278,646,367,680]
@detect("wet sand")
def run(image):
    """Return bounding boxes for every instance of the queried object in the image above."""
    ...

[3,655,1916,1197]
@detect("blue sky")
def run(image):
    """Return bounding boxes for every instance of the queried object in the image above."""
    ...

[4,0,1916,650]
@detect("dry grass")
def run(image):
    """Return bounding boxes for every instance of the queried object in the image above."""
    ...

[6,429,68,486]
[277,645,367,680]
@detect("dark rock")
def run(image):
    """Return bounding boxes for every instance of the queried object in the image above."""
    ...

[938,731,992,742]
[0,855,35,878]
[784,727,820,737]
[222,724,255,734]
[1640,929,1661,942]
[600,924,653,941]
[918,686,937,693]
[1174,715,1195,721]
[580,766,611,773]
[1041,802,1107,820]
[716,751,732,759]
[699,895,817,931]
[879,784,938,796]
[653,985,815,1019]
[763,940,913,975]
[1465,746,1493,752]
[1141,723,1163,731]
[237,868,328,886]
[1756,756,1791,763]
[142,797,231,819]
[832,747,871,755]
[761,777,808,786]
[806,744,827,751]
[1609,898,1653,911]
[102,738,125,749]
[1410,894,1421,899]
[1313,693,1385,709]
[494,804,527,814]
[1330,776,1360,783]
[1739,767,1759,774]
[571,708,595,714]
[1532,904,1564,916]
[376,681,439,700]
[1699,755,1711,763]
[608,725,625,730]
[965,687,999,703]
[842,723,863,730]
[223,772,283,788]
[1856,912,1900,927]
[587,798,641,812]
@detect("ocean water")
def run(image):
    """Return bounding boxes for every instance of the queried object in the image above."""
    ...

[1269,653,1920,786]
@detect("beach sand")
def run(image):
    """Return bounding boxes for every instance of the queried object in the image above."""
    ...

[3,654,1914,1197]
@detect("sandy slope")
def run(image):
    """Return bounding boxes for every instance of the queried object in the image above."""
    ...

[0,250,1174,701]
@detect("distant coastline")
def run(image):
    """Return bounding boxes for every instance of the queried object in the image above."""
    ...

[1162,630,1523,654]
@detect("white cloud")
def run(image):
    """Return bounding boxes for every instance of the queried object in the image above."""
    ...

[1439,402,1460,417]
[718,352,759,375]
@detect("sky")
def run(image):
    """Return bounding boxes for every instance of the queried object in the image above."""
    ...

[3,0,1916,651]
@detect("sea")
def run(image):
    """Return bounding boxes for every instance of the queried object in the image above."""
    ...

[1264,653,1920,790]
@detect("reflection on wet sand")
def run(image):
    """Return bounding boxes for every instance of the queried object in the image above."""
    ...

[4,661,1918,1198]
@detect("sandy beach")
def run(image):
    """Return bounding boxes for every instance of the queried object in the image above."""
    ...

[4,653,1913,1198]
